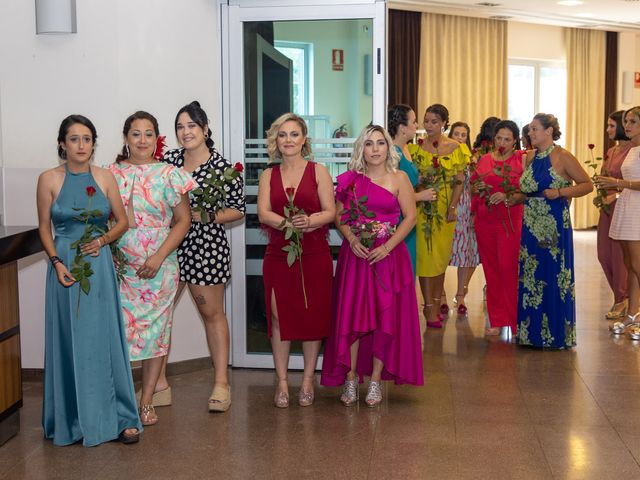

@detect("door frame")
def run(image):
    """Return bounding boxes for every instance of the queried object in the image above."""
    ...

[220,0,387,368]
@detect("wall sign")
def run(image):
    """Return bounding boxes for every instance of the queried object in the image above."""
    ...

[332,49,344,71]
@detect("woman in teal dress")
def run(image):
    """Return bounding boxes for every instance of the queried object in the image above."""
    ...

[37,115,141,446]
[388,104,436,274]
[512,113,592,348]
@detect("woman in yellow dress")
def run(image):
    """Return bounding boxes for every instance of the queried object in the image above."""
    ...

[409,104,470,329]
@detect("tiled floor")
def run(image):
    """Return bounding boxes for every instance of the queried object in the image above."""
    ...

[2,231,640,479]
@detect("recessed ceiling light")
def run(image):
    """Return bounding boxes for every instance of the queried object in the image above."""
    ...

[557,0,584,5]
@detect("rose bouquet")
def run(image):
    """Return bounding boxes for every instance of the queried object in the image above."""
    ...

[191,162,244,224]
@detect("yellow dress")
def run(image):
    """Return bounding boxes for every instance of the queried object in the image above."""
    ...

[409,142,471,277]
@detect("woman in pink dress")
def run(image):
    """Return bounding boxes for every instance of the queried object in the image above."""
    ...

[471,120,525,336]
[598,106,640,332]
[321,125,423,407]
[596,110,631,320]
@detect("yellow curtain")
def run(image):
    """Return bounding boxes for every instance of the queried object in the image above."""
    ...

[417,13,507,136]
[564,27,606,229]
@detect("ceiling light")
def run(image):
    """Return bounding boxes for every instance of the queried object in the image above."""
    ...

[557,1,584,5]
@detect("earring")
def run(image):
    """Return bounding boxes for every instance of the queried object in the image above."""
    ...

[204,133,209,139]
[125,144,130,158]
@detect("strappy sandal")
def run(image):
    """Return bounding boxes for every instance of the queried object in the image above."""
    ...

[605,300,628,320]
[208,384,231,412]
[118,428,140,444]
[455,294,468,316]
[139,404,158,426]
[424,303,443,329]
[274,378,289,408]
[610,312,639,335]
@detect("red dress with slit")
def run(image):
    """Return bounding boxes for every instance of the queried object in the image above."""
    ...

[262,162,332,341]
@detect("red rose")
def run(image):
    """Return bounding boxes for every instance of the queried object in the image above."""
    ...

[432,140,439,149]
[498,146,505,155]
[472,148,478,155]
[417,138,424,146]
[154,135,167,160]
[588,143,595,150]
[86,186,96,197]
[481,140,488,147]
[285,187,295,200]
[233,162,244,173]
[432,156,440,169]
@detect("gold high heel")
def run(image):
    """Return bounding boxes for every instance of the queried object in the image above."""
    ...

[605,300,628,320]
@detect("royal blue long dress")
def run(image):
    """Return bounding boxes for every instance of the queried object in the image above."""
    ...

[43,165,141,446]
[516,150,576,349]
[396,145,419,274]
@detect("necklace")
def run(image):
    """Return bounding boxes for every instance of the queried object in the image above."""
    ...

[535,144,555,159]
[365,171,387,181]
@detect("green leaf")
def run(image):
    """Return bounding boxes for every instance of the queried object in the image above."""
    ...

[359,195,368,202]
[284,228,293,240]
[286,249,296,267]
[283,206,290,217]
[80,278,90,295]
[364,211,376,218]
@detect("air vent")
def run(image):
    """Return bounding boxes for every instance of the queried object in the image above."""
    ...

[475,2,501,6]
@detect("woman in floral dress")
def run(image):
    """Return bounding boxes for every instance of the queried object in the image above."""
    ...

[447,121,480,315]
[512,113,592,348]
[110,111,195,425]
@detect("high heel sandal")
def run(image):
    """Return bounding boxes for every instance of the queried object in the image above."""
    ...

[605,300,628,320]
[298,376,315,407]
[340,377,359,406]
[610,312,639,335]
[208,384,231,412]
[365,380,382,407]
[274,378,289,408]
[139,404,158,426]
[118,428,140,444]
[455,294,468,316]
[424,304,443,329]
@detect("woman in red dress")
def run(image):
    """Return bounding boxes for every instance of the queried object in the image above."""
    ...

[257,113,336,408]
[471,120,525,336]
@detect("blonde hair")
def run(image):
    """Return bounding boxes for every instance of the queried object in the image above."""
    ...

[624,106,640,124]
[265,113,313,160]
[348,125,399,173]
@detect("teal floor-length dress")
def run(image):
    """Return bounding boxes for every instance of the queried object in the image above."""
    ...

[43,165,141,446]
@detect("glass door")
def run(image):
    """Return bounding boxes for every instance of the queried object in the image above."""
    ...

[222,0,387,368]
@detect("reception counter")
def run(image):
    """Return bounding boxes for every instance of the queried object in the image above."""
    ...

[0,226,42,446]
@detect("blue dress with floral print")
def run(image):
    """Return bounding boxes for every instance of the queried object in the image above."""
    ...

[516,151,576,348]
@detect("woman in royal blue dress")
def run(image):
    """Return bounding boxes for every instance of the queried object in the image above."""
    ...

[511,113,592,348]
[37,115,141,446]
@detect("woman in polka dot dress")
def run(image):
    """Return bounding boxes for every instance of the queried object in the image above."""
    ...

[163,101,245,412]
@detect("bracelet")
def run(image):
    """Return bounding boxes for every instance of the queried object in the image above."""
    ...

[382,244,390,254]
[557,188,562,198]
[50,255,63,266]
[98,236,104,247]
[449,205,456,210]
[349,237,358,247]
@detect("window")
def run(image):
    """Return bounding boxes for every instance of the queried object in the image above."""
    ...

[275,41,313,115]
[508,61,566,146]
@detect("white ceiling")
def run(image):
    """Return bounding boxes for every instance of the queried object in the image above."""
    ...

[389,0,640,31]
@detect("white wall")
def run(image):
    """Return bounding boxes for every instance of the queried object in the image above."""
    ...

[618,32,640,109]
[508,21,565,62]
[1,0,222,368]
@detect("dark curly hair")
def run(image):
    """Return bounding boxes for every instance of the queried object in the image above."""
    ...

[424,104,450,131]
[387,104,413,138]
[175,101,214,152]
[57,115,97,159]
[115,111,160,163]
[493,120,522,151]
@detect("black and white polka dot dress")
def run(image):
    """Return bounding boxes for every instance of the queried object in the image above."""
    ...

[163,148,245,285]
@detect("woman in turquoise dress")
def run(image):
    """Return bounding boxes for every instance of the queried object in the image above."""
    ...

[37,115,141,446]
[512,113,592,348]
[388,104,436,274]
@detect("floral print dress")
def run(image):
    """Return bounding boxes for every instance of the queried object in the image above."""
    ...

[109,162,196,360]
[516,150,576,349]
